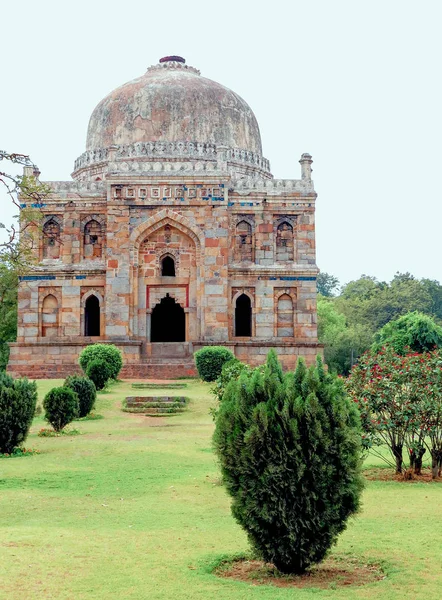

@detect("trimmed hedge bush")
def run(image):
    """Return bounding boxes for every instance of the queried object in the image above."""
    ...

[86,359,112,391]
[64,375,97,418]
[214,350,364,574]
[79,344,123,380]
[194,346,235,382]
[43,386,79,432]
[0,372,37,453]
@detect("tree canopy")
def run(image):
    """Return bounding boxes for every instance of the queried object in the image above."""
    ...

[317,272,442,374]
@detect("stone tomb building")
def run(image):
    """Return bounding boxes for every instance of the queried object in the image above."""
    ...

[8,56,320,378]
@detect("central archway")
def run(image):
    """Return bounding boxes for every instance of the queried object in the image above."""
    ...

[151,294,185,342]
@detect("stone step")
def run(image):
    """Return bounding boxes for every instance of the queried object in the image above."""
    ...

[144,406,186,414]
[149,342,193,359]
[127,398,186,406]
[121,363,197,379]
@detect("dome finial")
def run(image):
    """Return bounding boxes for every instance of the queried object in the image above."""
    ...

[159,56,185,64]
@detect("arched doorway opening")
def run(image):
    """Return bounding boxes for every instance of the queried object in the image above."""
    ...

[235,294,252,337]
[151,294,185,342]
[85,295,100,336]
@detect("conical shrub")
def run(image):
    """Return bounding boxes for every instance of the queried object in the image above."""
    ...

[214,350,363,574]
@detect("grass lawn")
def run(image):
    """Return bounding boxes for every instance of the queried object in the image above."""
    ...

[1,379,441,599]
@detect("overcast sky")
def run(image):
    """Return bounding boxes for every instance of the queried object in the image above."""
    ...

[1,0,441,287]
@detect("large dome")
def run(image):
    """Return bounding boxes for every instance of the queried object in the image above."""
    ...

[86,57,262,154]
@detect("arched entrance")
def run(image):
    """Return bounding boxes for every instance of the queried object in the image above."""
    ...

[85,295,100,336]
[151,294,185,342]
[235,294,252,337]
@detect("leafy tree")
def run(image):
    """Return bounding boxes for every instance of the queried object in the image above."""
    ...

[317,297,373,375]
[347,348,442,477]
[373,311,442,355]
[214,350,363,574]
[43,386,79,432]
[0,373,37,453]
[0,151,51,270]
[421,278,442,321]
[0,263,18,370]
[316,272,340,297]
[335,273,435,332]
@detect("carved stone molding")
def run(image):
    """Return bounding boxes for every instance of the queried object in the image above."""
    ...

[72,141,271,179]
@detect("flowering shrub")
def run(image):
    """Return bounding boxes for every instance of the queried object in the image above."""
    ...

[0,447,40,458]
[347,347,442,477]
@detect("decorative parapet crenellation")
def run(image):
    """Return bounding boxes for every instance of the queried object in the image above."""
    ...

[73,141,271,179]
[73,148,109,172]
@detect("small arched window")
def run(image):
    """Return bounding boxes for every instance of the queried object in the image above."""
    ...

[41,294,59,337]
[43,219,60,259]
[84,219,103,259]
[85,295,100,336]
[276,221,294,262]
[161,255,176,277]
[235,294,252,337]
[277,294,294,337]
[234,220,253,262]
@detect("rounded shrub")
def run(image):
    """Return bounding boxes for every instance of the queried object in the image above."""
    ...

[64,375,97,417]
[43,386,79,432]
[212,358,251,402]
[79,344,123,380]
[86,359,112,391]
[214,350,364,574]
[0,372,37,453]
[194,346,235,382]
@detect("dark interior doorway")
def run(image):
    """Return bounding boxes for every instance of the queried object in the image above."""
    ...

[235,294,252,337]
[151,294,185,342]
[85,295,100,336]
[161,256,175,276]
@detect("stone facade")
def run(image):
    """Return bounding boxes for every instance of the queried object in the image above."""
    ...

[8,57,321,379]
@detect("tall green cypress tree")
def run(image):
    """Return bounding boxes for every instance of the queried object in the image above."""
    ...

[214,350,363,574]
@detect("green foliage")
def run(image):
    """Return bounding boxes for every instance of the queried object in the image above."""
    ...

[86,359,112,391]
[212,358,252,402]
[194,346,235,382]
[317,297,373,375]
[64,375,97,417]
[336,273,437,332]
[0,372,37,453]
[79,344,123,380]
[347,348,442,477]
[0,264,18,370]
[43,386,79,432]
[316,271,340,297]
[373,311,442,355]
[214,350,363,574]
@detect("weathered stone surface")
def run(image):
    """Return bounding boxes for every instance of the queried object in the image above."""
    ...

[9,57,321,378]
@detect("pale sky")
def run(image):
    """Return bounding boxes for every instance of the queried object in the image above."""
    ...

[1,0,441,287]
